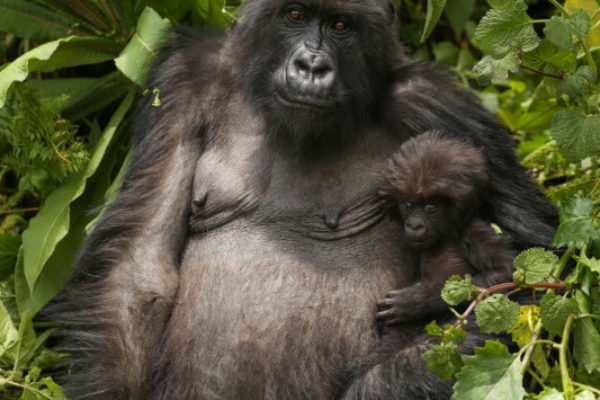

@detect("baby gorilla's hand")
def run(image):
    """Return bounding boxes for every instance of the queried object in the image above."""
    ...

[375,283,427,325]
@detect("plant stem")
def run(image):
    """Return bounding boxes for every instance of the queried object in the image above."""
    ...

[573,381,600,395]
[526,367,546,389]
[520,64,564,79]
[560,315,575,396]
[531,19,550,24]
[554,246,576,283]
[581,41,598,80]
[548,0,569,16]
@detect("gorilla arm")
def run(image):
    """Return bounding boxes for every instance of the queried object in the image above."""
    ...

[59,51,205,398]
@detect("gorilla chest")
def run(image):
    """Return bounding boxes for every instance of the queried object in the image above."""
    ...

[189,131,399,251]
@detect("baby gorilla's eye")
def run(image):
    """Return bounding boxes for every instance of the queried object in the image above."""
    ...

[424,204,437,213]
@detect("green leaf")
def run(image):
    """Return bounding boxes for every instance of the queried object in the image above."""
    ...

[420,0,447,43]
[522,39,577,73]
[114,7,172,86]
[3,310,37,368]
[475,294,520,334]
[574,317,600,373]
[539,292,579,336]
[473,1,539,54]
[444,0,475,35]
[19,90,135,304]
[0,36,121,108]
[451,340,526,400]
[0,233,21,280]
[552,196,599,248]
[32,349,69,370]
[537,388,565,399]
[0,0,83,41]
[551,110,600,163]
[575,389,596,400]
[473,53,520,85]
[561,65,595,97]
[424,342,463,381]
[544,10,591,53]
[0,300,18,364]
[577,252,600,275]
[513,248,558,284]
[442,275,477,305]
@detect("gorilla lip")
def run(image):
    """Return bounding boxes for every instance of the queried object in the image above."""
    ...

[275,89,335,111]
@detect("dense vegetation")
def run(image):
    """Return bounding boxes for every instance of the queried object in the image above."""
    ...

[0,0,598,398]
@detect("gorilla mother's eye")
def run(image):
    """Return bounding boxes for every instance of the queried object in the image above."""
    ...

[333,21,347,31]
[288,9,305,21]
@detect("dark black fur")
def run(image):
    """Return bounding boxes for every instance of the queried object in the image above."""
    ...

[55,0,557,399]
[376,130,517,325]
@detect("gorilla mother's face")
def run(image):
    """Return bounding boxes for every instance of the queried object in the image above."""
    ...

[236,0,397,139]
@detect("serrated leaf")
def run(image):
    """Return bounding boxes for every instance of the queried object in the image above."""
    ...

[522,39,577,73]
[513,248,558,284]
[20,90,135,298]
[565,0,600,49]
[473,2,539,54]
[574,317,600,373]
[561,65,595,97]
[550,110,600,163]
[507,305,539,347]
[420,0,447,43]
[539,292,579,336]
[506,306,549,378]
[473,53,520,85]
[544,10,591,53]
[451,340,526,400]
[552,196,600,248]
[442,275,476,305]
[0,0,85,41]
[426,320,444,336]
[475,294,520,334]
[0,36,121,108]
[114,7,172,86]
[3,309,36,368]
[577,252,600,275]
[424,342,463,381]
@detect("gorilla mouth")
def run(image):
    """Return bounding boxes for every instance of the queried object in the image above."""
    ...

[275,89,336,111]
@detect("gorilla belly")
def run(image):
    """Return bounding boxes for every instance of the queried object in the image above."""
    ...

[157,219,407,399]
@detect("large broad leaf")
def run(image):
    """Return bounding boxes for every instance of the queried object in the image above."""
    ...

[0,0,88,41]
[0,299,18,366]
[18,90,135,305]
[452,341,526,400]
[0,233,21,280]
[420,0,447,43]
[0,36,121,108]
[115,7,172,86]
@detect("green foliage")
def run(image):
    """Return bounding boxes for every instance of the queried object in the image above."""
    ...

[0,0,241,396]
[0,0,599,397]
[513,248,559,284]
[441,274,478,305]
[452,341,527,400]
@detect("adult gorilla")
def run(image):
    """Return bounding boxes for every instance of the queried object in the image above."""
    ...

[60,0,557,399]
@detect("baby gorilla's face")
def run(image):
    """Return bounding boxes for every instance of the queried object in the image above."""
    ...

[397,199,448,250]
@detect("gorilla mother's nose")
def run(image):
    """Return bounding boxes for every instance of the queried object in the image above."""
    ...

[287,47,335,94]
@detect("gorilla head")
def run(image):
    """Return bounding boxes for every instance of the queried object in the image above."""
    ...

[232,0,401,141]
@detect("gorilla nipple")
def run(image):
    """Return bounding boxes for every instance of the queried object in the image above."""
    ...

[193,188,208,208]
[323,207,344,229]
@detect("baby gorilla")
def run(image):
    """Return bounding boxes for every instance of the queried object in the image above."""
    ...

[376,130,516,325]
